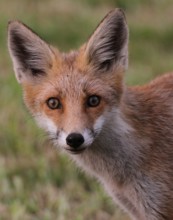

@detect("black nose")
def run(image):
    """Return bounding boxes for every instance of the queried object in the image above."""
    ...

[66,133,84,148]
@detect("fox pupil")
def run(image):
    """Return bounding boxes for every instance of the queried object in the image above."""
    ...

[87,95,100,107]
[47,98,61,109]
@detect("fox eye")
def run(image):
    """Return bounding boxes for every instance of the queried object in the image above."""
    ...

[87,95,100,107]
[47,97,61,109]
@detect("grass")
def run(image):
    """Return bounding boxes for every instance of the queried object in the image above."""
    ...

[1,0,173,219]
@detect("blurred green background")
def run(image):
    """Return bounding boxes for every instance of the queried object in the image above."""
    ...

[1,0,173,219]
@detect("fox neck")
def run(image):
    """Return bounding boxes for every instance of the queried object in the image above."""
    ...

[70,88,147,189]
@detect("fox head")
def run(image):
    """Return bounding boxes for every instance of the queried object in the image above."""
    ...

[8,9,128,154]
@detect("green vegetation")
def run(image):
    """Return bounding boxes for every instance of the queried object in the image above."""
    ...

[1,0,173,219]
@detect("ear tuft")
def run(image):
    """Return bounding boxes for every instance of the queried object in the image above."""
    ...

[8,21,54,83]
[86,9,128,72]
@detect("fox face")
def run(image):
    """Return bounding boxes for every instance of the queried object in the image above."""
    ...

[23,64,118,154]
[8,9,128,154]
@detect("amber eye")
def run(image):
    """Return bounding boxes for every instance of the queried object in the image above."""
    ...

[87,95,100,107]
[47,98,61,109]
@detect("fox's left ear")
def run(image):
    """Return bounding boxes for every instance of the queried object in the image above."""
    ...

[8,21,55,83]
[85,9,128,72]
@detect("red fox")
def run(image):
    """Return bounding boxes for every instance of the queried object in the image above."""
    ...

[8,8,173,220]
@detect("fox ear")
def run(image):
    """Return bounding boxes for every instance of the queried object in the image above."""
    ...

[85,9,128,72]
[8,21,55,83]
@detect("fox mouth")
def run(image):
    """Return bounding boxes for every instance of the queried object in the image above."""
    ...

[65,146,87,154]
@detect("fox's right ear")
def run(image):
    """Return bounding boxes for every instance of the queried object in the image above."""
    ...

[85,9,128,72]
[8,21,55,83]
